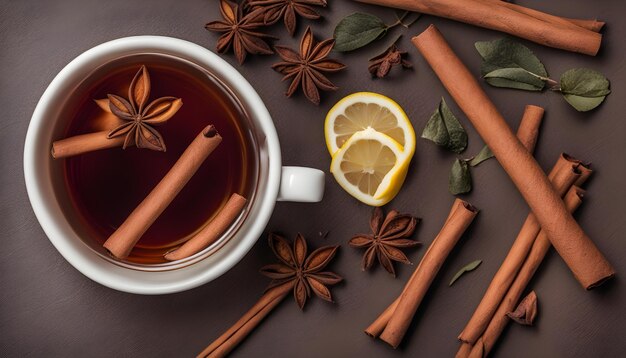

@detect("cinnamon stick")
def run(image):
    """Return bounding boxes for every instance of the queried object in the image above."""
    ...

[164,193,247,261]
[355,0,602,55]
[198,281,293,358]
[470,186,588,357]
[365,104,540,341]
[487,0,604,33]
[51,131,126,159]
[515,105,543,153]
[104,125,222,259]
[412,25,614,289]
[365,199,478,348]
[457,154,584,345]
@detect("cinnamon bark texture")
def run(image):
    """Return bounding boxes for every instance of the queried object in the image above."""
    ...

[515,105,544,153]
[412,25,614,289]
[103,125,222,259]
[365,199,478,348]
[457,154,585,345]
[355,0,602,55]
[491,0,604,32]
[469,186,587,357]
[164,193,247,261]
[198,282,292,358]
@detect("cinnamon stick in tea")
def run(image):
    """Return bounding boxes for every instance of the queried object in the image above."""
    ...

[198,281,293,358]
[104,125,222,259]
[52,96,182,158]
[164,193,247,261]
[470,186,588,357]
[52,131,126,159]
[365,104,541,340]
[458,154,585,345]
[412,25,614,289]
[355,0,602,55]
[365,199,478,348]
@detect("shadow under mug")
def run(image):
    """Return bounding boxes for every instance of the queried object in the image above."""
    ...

[24,36,325,295]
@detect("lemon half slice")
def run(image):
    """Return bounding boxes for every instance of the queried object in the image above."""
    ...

[325,92,415,157]
[330,128,411,206]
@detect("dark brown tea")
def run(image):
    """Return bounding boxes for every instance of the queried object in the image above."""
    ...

[62,54,257,264]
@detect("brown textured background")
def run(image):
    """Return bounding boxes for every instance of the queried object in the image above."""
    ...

[1,0,625,356]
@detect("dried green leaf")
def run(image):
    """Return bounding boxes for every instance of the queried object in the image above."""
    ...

[449,159,472,195]
[449,259,482,286]
[560,68,611,112]
[475,38,547,91]
[333,12,387,52]
[469,145,494,167]
[422,98,467,153]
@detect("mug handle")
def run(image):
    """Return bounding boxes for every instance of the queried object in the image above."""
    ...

[277,166,325,202]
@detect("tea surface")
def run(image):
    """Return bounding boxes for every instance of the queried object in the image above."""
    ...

[63,55,256,263]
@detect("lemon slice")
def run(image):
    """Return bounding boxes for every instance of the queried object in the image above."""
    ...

[330,128,411,206]
[325,92,415,157]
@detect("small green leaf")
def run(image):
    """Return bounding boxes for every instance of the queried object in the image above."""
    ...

[449,159,472,195]
[560,68,611,112]
[475,38,547,91]
[484,68,545,91]
[469,145,494,167]
[449,259,482,286]
[333,13,387,52]
[421,98,467,153]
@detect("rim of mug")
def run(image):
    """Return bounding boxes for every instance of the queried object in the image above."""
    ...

[23,36,282,294]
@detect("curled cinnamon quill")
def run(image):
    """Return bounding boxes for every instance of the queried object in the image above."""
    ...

[104,125,222,259]
[506,291,537,326]
[354,0,602,55]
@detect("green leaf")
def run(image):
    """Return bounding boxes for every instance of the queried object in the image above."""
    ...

[484,68,545,91]
[449,159,472,195]
[333,13,387,52]
[475,38,547,91]
[449,260,482,286]
[421,98,468,153]
[560,68,611,112]
[469,145,494,167]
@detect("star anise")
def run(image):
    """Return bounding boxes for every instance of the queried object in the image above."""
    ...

[260,233,342,309]
[368,43,412,78]
[249,0,327,36]
[272,27,346,105]
[99,65,182,152]
[349,207,420,276]
[205,0,277,65]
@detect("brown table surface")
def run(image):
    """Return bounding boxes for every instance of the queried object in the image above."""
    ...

[2,0,625,356]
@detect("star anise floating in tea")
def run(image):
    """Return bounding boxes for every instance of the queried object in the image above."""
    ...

[368,42,412,78]
[349,207,420,276]
[205,0,277,64]
[249,0,327,36]
[101,65,183,152]
[261,233,342,309]
[272,27,346,105]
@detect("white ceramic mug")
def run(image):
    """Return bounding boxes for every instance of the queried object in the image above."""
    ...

[24,36,325,295]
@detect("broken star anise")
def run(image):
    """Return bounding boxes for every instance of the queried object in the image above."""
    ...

[205,0,277,65]
[349,207,420,276]
[249,0,327,36]
[272,27,346,105]
[260,233,342,309]
[506,290,538,326]
[101,65,182,152]
[368,42,412,78]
